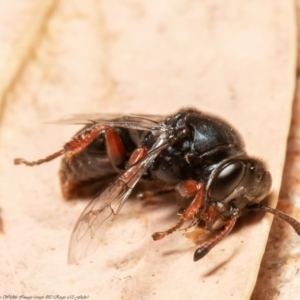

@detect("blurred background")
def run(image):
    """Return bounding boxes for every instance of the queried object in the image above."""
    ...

[0,1,299,299]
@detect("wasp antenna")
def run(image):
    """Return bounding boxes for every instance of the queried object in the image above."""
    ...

[249,204,300,235]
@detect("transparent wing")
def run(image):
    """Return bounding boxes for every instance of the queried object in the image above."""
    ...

[68,131,171,264]
[51,113,166,133]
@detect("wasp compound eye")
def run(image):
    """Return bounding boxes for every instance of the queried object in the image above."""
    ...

[209,161,245,201]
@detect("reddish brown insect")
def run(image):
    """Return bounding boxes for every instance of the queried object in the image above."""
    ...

[14,108,300,264]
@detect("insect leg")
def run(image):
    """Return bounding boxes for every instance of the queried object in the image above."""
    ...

[137,187,175,200]
[14,124,126,168]
[193,217,237,261]
[152,180,205,240]
[14,149,66,166]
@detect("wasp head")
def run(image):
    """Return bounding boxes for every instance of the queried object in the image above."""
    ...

[206,157,272,216]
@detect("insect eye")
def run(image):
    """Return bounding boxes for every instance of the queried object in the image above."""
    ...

[209,161,245,201]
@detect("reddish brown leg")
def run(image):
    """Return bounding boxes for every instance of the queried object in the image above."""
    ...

[193,217,237,261]
[119,146,147,186]
[201,204,220,232]
[14,124,126,168]
[127,146,147,166]
[14,149,66,166]
[105,128,126,167]
[152,180,205,241]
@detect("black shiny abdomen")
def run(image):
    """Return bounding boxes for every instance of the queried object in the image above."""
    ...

[61,127,138,182]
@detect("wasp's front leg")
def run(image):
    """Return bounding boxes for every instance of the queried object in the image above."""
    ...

[152,180,205,240]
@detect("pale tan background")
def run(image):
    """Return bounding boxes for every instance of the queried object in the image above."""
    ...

[0,1,298,299]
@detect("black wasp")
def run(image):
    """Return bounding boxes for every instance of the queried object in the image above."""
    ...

[14,108,300,264]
